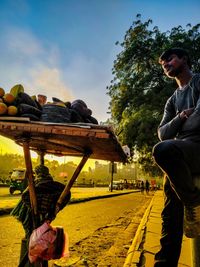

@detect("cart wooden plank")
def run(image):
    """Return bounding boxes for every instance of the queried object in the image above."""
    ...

[0,120,127,162]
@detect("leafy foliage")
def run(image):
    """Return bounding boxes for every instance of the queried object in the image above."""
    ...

[107,14,200,175]
[0,154,25,182]
[0,153,144,185]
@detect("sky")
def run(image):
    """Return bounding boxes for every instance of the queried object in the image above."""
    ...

[0,0,200,164]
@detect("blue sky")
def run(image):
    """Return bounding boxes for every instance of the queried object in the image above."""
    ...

[0,0,199,165]
[0,0,199,124]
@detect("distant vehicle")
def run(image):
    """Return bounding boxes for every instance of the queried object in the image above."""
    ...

[109,181,124,191]
[9,169,27,194]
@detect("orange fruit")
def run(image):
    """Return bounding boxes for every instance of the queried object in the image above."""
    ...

[0,103,7,115]
[3,93,15,104]
[7,105,18,116]
[0,88,5,97]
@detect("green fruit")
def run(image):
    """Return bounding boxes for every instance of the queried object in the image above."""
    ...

[10,84,24,98]
[16,92,38,108]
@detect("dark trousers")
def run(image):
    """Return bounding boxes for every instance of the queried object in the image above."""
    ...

[154,177,183,267]
[152,139,200,266]
[153,139,200,206]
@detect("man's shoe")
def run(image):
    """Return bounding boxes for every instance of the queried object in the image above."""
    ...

[184,204,200,238]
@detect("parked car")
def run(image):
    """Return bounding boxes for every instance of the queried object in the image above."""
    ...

[9,169,27,194]
[109,181,124,191]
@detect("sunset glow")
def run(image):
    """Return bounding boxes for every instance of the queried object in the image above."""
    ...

[0,136,23,155]
[0,136,103,171]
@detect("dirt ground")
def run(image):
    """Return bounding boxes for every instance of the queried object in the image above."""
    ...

[52,197,151,267]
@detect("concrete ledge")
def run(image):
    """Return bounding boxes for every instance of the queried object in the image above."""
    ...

[123,196,154,267]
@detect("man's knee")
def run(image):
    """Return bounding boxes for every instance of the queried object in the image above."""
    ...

[153,141,179,162]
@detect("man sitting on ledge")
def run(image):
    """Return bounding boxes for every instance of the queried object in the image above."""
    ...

[152,47,200,267]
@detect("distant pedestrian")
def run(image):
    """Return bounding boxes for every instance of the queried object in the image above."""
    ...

[140,181,145,194]
[145,180,150,195]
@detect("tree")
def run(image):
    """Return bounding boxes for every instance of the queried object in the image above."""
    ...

[0,154,25,181]
[107,14,200,175]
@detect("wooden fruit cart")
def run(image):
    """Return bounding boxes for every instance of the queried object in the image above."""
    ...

[0,118,128,266]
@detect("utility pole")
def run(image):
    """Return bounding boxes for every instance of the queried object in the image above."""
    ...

[109,162,117,192]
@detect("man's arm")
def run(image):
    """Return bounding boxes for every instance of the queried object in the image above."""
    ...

[180,105,200,132]
[158,97,184,141]
[180,77,200,132]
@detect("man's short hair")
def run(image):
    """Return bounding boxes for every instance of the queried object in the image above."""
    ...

[159,48,191,68]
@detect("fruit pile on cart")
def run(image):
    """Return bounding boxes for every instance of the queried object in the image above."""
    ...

[0,84,99,124]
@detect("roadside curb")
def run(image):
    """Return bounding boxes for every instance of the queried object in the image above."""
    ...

[69,191,137,204]
[123,195,155,267]
[0,190,138,216]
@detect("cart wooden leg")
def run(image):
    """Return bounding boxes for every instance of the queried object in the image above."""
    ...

[56,151,91,213]
[22,141,38,225]
[19,141,48,267]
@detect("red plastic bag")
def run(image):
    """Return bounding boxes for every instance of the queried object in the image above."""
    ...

[28,221,69,263]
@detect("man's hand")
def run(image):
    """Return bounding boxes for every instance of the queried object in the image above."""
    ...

[179,108,194,120]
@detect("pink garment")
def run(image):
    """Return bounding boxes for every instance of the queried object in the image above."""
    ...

[29,221,69,263]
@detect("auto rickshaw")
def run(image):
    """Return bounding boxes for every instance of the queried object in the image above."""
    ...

[9,169,28,194]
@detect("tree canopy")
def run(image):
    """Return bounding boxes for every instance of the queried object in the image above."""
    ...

[107,14,200,175]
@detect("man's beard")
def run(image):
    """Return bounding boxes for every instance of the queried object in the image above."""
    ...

[165,65,183,78]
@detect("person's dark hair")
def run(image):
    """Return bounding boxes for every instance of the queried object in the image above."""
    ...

[159,48,191,69]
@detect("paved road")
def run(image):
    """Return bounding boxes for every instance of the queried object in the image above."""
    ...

[0,187,129,209]
[0,192,151,267]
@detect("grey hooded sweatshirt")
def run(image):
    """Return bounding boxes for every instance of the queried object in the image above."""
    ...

[158,74,200,142]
